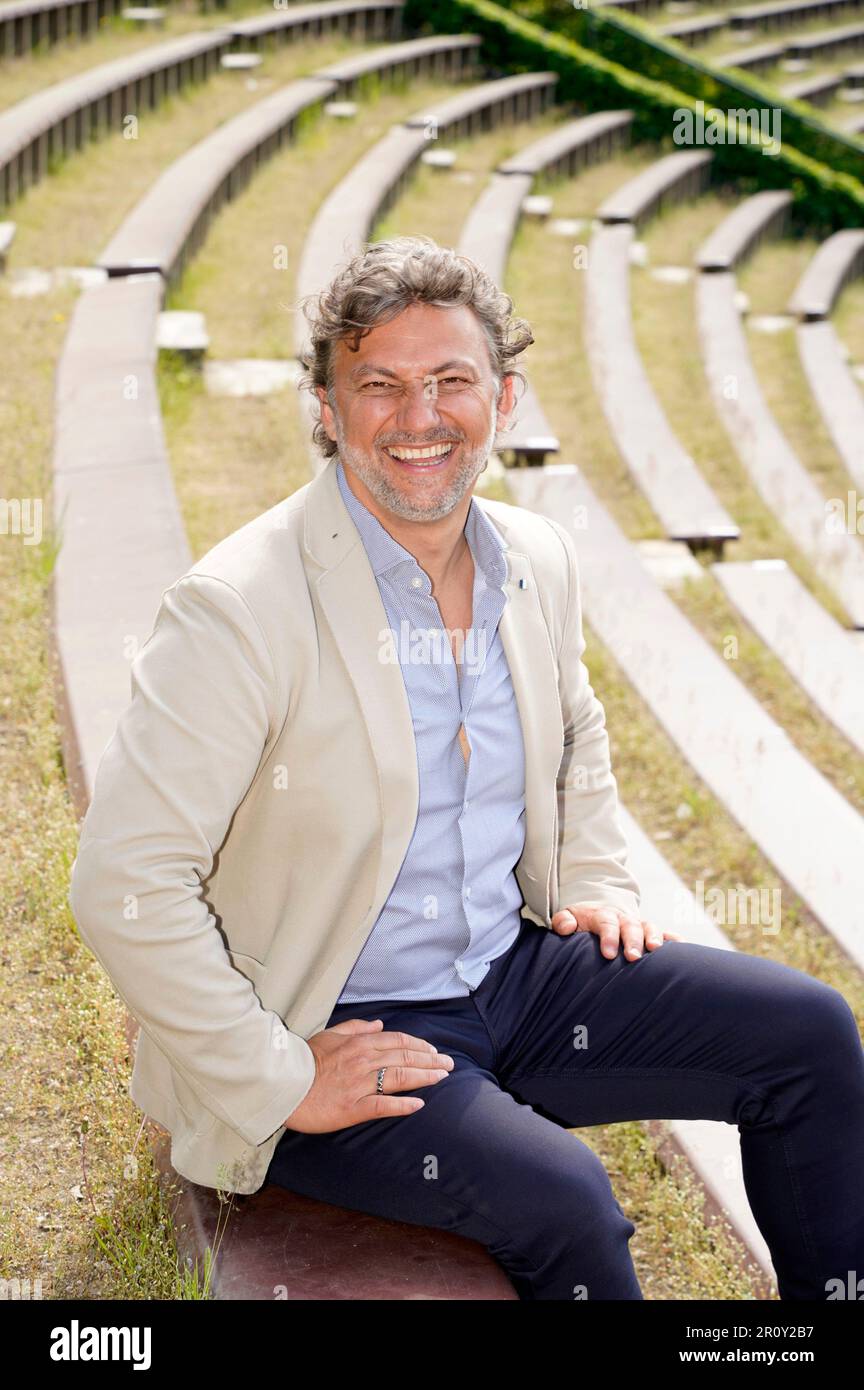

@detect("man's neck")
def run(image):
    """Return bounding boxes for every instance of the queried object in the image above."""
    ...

[338,456,473,592]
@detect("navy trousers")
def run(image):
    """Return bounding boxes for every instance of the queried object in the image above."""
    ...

[265,918,864,1300]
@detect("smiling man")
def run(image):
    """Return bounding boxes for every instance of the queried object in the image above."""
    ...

[69,235,864,1301]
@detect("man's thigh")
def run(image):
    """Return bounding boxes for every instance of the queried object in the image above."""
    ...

[482,923,845,1128]
[264,996,639,1295]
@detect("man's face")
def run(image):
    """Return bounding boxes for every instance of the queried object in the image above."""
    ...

[316,301,515,523]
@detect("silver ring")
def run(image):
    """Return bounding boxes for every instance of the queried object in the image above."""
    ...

[376,1067,387,1094]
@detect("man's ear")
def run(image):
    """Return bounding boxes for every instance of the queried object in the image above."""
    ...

[495,373,518,435]
[315,385,337,444]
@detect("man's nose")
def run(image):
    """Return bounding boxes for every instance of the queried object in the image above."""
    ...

[392,380,446,433]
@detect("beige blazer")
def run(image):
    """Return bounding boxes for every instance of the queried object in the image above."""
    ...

[69,457,641,1195]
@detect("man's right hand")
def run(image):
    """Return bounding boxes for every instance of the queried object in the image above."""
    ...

[282,1017,455,1133]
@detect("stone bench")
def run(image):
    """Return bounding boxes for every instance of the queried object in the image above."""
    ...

[314,32,483,95]
[787,226,864,318]
[229,0,403,53]
[98,77,339,282]
[786,19,864,60]
[402,70,559,139]
[460,170,559,466]
[51,274,192,815]
[717,41,786,72]
[0,30,231,210]
[155,1130,518,1299]
[730,0,864,31]
[461,113,635,467]
[496,108,633,178]
[696,187,792,271]
[596,148,712,230]
[661,15,729,44]
[98,27,491,285]
[787,229,864,492]
[585,154,739,548]
[586,220,739,548]
[783,70,847,103]
[507,463,864,973]
[695,200,864,626]
[0,0,124,62]
[294,70,561,371]
[294,70,560,472]
[713,559,864,752]
[0,0,407,213]
[598,0,666,11]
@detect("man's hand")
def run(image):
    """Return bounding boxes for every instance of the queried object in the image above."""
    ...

[550,901,684,960]
[283,1017,455,1134]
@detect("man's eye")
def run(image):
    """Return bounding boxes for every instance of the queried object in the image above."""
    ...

[440,376,469,386]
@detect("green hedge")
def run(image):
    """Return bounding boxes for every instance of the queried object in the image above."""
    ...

[528,0,864,181]
[402,0,864,231]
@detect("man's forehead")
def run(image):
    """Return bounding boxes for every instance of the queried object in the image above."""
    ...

[334,304,488,376]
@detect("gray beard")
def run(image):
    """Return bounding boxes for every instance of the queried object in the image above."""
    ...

[333,411,498,522]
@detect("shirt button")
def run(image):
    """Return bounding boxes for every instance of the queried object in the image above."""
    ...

[455,959,463,969]
[410,577,423,588]
[465,887,472,899]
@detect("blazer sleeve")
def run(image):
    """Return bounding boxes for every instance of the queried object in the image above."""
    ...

[68,573,317,1147]
[545,518,642,917]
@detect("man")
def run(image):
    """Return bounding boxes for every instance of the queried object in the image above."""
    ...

[70,236,864,1301]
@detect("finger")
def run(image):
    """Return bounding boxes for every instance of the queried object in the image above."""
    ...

[357,1028,441,1058]
[364,1063,453,1096]
[619,916,647,960]
[643,921,665,950]
[585,906,621,959]
[550,909,578,934]
[352,1094,428,1122]
[360,1047,455,1073]
[328,1017,385,1035]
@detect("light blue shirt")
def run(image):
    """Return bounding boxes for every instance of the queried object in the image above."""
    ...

[334,455,527,1002]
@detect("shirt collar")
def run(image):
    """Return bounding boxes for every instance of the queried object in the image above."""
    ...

[335,454,507,589]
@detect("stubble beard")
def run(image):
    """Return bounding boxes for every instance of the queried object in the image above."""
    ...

[333,408,500,523]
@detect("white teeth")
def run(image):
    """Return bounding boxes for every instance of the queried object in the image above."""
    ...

[386,444,455,462]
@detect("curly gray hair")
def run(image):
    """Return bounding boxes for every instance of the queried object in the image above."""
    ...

[295,235,535,459]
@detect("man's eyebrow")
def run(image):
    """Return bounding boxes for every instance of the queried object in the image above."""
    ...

[350,360,479,380]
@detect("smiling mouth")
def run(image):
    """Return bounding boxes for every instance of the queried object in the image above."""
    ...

[381,443,458,468]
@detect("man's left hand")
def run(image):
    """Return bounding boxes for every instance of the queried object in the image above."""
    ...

[550,902,684,960]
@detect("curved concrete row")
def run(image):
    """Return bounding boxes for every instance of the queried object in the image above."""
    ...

[510,464,864,973]
[695,196,864,626]
[96,34,482,283]
[0,0,404,210]
[586,153,740,547]
[459,111,634,465]
[788,229,864,493]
